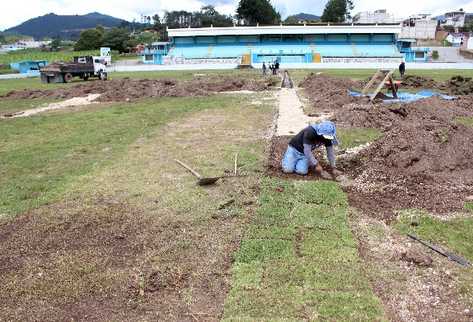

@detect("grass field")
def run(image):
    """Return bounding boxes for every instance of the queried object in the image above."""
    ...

[1,68,472,320]
[0,49,131,65]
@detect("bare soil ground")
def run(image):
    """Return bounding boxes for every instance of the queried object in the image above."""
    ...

[0,95,272,321]
[298,73,473,221]
[1,76,277,102]
[350,211,473,322]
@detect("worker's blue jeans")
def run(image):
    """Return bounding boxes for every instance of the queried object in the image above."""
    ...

[281,145,309,175]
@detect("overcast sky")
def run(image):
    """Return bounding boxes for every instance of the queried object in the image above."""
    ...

[2,0,473,30]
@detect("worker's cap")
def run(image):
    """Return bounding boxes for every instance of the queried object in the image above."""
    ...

[312,121,339,145]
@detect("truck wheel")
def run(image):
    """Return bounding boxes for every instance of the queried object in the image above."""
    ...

[64,73,73,83]
[82,74,89,81]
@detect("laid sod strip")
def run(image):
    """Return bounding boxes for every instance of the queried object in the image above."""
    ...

[0,95,240,217]
[224,178,385,321]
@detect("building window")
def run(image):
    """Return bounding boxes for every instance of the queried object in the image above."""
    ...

[415,51,425,59]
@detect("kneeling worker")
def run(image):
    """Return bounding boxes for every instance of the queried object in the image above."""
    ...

[282,121,340,176]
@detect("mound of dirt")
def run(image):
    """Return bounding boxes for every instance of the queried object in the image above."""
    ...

[290,73,473,219]
[444,75,473,95]
[299,73,361,114]
[2,76,276,102]
[401,75,438,88]
[341,97,473,220]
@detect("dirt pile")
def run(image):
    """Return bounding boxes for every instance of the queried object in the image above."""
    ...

[286,74,473,219]
[401,75,438,88]
[444,75,473,95]
[299,73,361,114]
[340,97,473,219]
[2,76,275,102]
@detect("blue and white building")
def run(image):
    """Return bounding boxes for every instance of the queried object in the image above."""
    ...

[141,24,404,65]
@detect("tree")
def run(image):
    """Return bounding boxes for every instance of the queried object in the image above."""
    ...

[50,38,61,51]
[321,0,354,23]
[198,5,234,27]
[102,28,131,53]
[135,31,160,45]
[74,27,104,50]
[237,0,281,25]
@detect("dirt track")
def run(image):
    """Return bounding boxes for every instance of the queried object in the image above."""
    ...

[1,76,277,102]
[294,74,473,220]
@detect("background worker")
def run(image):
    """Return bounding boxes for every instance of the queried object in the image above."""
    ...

[281,121,341,177]
[399,61,406,78]
[262,62,267,75]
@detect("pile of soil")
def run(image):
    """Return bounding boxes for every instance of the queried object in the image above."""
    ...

[1,76,276,102]
[444,75,473,95]
[284,73,473,219]
[341,97,473,220]
[298,73,361,113]
[401,75,438,88]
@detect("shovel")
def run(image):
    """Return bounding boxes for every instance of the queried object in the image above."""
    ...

[175,159,239,186]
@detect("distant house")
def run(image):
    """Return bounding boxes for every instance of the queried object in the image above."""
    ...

[353,9,400,24]
[400,14,437,40]
[0,40,51,52]
[446,33,465,46]
[441,10,466,28]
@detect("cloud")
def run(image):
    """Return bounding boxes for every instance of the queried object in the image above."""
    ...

[2,0,473,31]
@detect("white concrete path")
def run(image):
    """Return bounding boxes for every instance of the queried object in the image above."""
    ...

[276,88,320,136]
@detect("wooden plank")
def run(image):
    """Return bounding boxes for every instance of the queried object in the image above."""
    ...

[370,70,393,102]
[361,70,382,95]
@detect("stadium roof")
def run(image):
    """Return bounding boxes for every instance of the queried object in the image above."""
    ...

[167,24,402,38]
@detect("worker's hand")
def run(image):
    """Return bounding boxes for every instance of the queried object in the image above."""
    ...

[328,167,343,179]
[314,164,323,175]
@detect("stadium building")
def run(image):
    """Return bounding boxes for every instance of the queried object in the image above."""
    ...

[142,24,403,66]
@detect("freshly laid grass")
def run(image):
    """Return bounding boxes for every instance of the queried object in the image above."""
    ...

[338,127,383,150]
[224,178,385,321]
[0,95,240,217]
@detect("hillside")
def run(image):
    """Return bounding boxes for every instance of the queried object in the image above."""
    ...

[286,12,321,22]
[4,12,127,40]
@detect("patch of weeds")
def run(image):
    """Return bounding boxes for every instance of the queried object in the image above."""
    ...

[465,202,473,213]
[337,127,383,150]
[224,178,385,320]
[456,116,473,127]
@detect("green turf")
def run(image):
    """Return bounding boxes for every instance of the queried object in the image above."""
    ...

[338,127,383,150]
[224,178,386,321]
[0,95,239,217]
[0,49,121,65]
[0,98,60,114]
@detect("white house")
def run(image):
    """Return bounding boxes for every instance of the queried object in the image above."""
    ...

[442,11,466,28]
[353,9,400,24]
